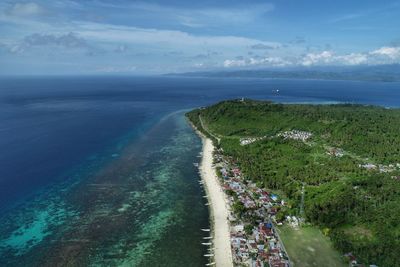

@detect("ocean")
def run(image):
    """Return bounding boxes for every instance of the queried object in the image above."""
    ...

[0,76,399,266]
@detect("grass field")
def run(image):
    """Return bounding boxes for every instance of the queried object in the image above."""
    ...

[278,225,346,267]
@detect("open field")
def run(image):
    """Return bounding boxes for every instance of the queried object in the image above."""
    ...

[279,225,346,267]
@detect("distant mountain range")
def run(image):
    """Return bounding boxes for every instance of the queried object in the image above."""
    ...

[171,64,400,82]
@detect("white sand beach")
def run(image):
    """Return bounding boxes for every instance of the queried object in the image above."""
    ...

[199,136,233,267]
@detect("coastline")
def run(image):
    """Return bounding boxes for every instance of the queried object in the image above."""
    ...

[193,125,233,267]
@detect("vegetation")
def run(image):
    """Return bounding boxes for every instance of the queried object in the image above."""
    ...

[186,99,400,266]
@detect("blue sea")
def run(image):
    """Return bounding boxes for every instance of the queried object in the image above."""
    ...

[0,76,399,266]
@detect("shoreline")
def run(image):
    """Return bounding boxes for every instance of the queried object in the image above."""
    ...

[194,125,233,267]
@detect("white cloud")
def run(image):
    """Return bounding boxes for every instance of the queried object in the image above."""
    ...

[370,46,400,59]
[95,65,137,73]
[300,51,367,66]
[223,46,400,68]
[301,51,333,66]
[75,22,278,50]
[223,59,246,67]
[224,56,290,68]
[337,53,368,65]
[8,2,44,16]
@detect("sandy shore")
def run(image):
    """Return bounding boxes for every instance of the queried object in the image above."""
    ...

[199,136,233,267]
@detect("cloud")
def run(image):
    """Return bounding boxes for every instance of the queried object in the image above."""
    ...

[95,65,137,73]
[22,32,87,48]
[301,51,334,66]
[224,56,290,68]
[8,2,44,16]
[76,22,276,49]
[222,46,400,68]
[6,32,90,54]
[337,53,368,65]
[250,43,280,50]
[301,51,367,66]
[223,59,245,67]
[370,46,400,59]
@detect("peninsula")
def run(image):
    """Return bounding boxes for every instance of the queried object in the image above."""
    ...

[187,99,400,267]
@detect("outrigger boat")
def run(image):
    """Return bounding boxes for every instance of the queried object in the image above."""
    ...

[201,228,210,232]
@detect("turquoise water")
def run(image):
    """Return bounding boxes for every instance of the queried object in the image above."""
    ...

[0,112,209,266]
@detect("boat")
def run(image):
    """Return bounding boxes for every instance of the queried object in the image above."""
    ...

[193,162,199,167]
[203,236,212,239]
[201,242,212,246]
[201,228,210,232]
[204,254,214,257]
[206,262,216,266]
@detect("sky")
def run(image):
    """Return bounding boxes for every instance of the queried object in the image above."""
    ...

[0,0,400,75]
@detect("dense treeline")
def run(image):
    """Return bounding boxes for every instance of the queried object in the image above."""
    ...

[186,99,400,266]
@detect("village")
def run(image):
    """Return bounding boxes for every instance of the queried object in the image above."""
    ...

[277,130,312,142]
[197,125,385,267]
[213,149,293,267]
[240,130,313,147]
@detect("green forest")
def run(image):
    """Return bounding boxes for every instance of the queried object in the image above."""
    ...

[186,99,400,267]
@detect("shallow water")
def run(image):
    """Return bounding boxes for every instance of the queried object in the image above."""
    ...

[0,112,209,266]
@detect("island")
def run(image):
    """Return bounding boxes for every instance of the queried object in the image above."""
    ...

[187,99,400,267]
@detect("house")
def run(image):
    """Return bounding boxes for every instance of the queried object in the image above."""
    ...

[235,225,244,232]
